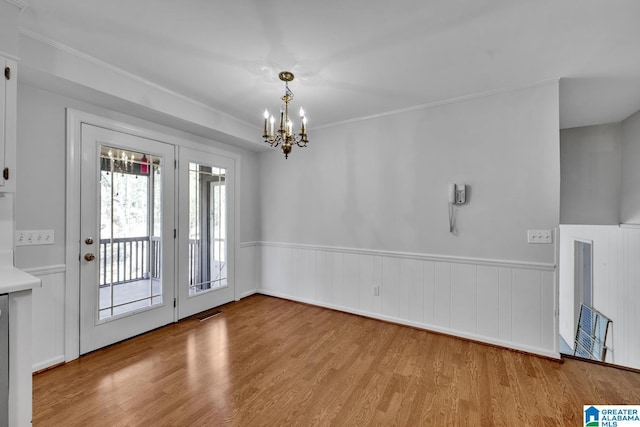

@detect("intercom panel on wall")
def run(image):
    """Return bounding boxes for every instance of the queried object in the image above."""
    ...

[448,183,466,205]
[448,183,467,233]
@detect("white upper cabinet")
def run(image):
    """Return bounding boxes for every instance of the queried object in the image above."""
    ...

[0,55,16,193]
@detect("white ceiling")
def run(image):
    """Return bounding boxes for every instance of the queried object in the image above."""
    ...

[17,0,640,131]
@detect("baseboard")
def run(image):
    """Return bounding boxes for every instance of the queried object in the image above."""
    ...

[32,355,65,373]
[239,289,258,299]
[257,289,561,361]
[561,353,640,374]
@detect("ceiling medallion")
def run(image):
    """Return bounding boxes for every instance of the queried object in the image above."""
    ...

[262,71,308,159]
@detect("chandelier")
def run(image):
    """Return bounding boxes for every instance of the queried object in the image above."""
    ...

[262,71,308,159]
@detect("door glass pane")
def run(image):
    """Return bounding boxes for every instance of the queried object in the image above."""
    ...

[189,162,227,295]
[574,241,592,308]
[99,146,163,320]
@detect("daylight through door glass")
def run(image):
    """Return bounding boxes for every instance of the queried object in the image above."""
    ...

[98,146,163,320]
[188,162,227,295]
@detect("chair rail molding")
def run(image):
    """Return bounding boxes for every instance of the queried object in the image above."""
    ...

[257,241,556,271]
[21,264,66,276]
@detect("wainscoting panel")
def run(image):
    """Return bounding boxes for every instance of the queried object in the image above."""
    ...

[498,267,513,342]
[381,256,400,319]
[315,249,333,305]
[541,270,556,352]
[559,225,640,369]
[257,243,558,358]
[237,243,258,299]
[422,261,435,326]
[404,258,424,325]
[358,255,375,314]
[476,266,500,339]
[621,227,640,369]
[24,265,66,372]
[512,269,542,349]
[433,262,452,329]
[451,263,477,334]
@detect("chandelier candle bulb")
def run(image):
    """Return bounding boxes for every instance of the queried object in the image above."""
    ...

[263,109,269,137]
[270,115,275,138]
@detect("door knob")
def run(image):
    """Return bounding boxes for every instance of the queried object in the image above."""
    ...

[84,253,96,262]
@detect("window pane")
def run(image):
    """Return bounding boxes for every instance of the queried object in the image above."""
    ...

[188,162,227,295]
[98,146,163,320]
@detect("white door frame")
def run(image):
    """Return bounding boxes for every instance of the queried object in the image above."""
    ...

[65,109,241,362]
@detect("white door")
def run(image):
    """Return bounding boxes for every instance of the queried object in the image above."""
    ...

[177,147,235,319]
[80,124,176,354]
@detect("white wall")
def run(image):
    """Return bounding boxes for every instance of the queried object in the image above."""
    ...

[257,82,560,357]
[15,85,67,267]
[621,109,640,223]
[559,225,639,369]
[260,83,559,264]
[0,1,21,57]
[0,193,14,254]
[16,83,260,370]
[560,123,622,224]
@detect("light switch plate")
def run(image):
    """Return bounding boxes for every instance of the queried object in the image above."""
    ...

[15,229,55,246]
[527,229,552,244]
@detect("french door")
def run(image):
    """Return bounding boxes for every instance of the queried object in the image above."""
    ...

[177,147,235,319]
[80,124,175,354]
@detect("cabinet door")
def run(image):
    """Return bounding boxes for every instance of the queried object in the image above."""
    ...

[0,56,16,192]
[0,295,8,427]
[0,57,5,189]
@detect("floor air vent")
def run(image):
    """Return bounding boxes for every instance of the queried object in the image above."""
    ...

[194,309,222,322]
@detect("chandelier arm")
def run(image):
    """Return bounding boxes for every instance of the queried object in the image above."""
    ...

[294,136,307,147]
[264,134,282,147]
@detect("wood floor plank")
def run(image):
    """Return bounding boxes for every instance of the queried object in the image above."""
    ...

[33,295,640,426]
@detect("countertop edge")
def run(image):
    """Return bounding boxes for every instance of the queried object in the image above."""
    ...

[0,266,42,293]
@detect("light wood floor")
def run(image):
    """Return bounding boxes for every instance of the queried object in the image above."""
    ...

[33,295,640,426]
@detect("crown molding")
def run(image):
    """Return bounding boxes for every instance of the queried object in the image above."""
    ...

[315,78,559,131]
[0,51,20,61]
[3,0,28,13]
[18,27,258,130]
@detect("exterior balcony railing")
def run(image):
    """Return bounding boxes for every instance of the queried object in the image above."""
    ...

[99,236,224,288]
[99,236,162,287]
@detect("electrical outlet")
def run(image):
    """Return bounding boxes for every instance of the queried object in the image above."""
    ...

[527,229,552,244]
[15,229,55,246]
